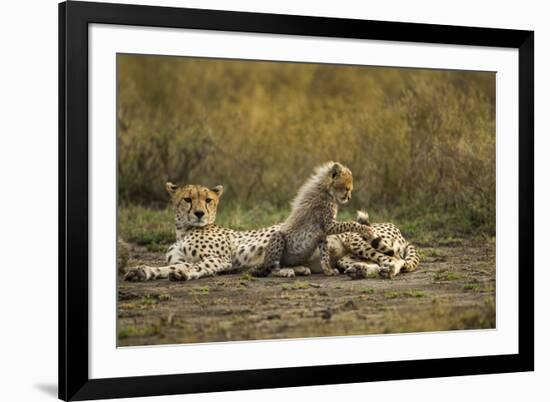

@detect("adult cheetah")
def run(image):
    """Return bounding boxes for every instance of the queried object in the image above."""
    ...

[330,211,420,279]
[124,183,302,282]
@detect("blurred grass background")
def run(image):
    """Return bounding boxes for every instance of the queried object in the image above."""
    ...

[117,55,495,247]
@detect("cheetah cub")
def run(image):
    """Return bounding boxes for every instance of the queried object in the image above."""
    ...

[251,162,383,277]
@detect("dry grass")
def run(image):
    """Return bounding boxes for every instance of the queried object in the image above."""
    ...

[117,55,495,233]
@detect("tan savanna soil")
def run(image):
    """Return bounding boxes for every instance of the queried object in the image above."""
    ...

[117,238,495,346]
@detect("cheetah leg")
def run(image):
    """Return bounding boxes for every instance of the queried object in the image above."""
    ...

[338,255,382,279]
[168,256,232,281]
[325,220,392,251]
[367,250,406,279]
[325,220,375,238]
[293,266,312,276]
[250,231,285,277]
[339,234,406,279]
[124,265,173,281]
[270,265,312,278]
[319,239,339,276]
[124,241,190,282]
[165,243,185,265]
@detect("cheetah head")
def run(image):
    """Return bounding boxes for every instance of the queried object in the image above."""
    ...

[165,182,223,228]
[327,162,353,204]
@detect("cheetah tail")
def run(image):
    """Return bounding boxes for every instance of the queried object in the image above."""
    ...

[356,210,371,225]
[356,211,396,256]
[402,243,420,272]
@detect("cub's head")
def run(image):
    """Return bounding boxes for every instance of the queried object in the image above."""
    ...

[326,162,353,204]
[165,182,223,228]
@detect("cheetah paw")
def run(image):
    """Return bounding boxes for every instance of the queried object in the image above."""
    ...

[168,266,199,281]
[379,266,395,279]
[279,268,296,278]
[293,266,312,276]
[323,268,340,276]
[380,259,405,279]
[124,265,153,281]
[344,266,366,280]
[345,263,382,279]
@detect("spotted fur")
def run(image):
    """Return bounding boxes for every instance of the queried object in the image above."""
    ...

[331,211,420,279]
[124,183,303,282]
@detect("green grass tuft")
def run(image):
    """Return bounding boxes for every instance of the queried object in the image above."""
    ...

[362,288,375,294]
[433,271,463,282]
[463,283,481,292]
[282,281,310,291]
[240,272,256,281]
[385,290,428,299]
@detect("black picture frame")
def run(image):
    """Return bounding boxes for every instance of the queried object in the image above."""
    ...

[59,1,534,400]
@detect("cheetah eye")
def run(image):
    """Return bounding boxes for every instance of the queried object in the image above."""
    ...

[205,198,213,204]
[184,197,192,203]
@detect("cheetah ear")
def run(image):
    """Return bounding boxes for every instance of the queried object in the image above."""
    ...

[165,182,179,196]
[211,185,224,197]
[330,162,343,178]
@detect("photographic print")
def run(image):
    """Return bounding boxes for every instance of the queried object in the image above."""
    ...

[58,1,534,400]
[116,55,496,346]
[60,3,533,399]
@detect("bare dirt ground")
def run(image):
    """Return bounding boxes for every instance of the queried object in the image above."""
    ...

[117,238,495,346]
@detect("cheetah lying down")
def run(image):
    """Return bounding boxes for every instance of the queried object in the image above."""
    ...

[123,183,419,282]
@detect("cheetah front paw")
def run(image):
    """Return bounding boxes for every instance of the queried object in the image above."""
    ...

[293,266,312,276]
[379,266,395,279]
[168,266,199,281]
[124,265,153,281]
[273,268,296,278]
[323,267,340,276]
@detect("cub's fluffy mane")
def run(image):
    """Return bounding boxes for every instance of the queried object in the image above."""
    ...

[289,162,337,212]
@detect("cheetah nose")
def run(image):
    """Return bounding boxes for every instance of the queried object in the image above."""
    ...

[194,211,205,219]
